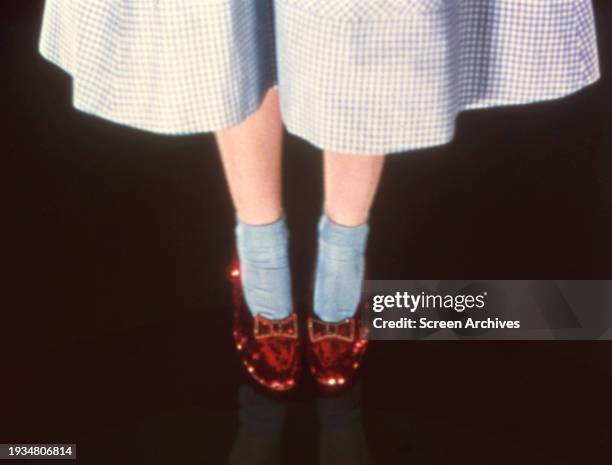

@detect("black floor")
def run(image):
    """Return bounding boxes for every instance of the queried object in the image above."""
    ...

[4,2,612,464]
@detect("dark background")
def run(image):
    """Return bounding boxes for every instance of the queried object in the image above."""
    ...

[3,1,612,464]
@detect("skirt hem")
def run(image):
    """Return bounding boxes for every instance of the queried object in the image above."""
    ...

[40,48,600,154]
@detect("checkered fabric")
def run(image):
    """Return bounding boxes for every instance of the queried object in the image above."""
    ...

[39,0,600,154]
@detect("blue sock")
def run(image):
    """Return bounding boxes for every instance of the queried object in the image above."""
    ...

[235,214,293,320]
[314,213,369,323]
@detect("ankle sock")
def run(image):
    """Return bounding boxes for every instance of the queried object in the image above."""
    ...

[235,213,292,320]
[313,212,369,323]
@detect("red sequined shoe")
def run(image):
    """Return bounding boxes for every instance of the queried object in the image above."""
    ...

[306,303,369,392]
[229,254,300,392]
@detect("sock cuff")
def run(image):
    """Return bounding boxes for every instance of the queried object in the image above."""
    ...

[235,212,288,250]
[318,212,369,250]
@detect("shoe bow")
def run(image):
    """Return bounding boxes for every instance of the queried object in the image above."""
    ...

[253,313,298,339]
[308,317,355,343]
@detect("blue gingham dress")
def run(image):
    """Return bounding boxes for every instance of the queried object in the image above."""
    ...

[39,0,600,155]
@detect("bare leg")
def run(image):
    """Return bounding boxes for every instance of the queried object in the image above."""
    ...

[215,87,292,320]
[314,149,385,322]
[215,87,284,225]
[323,151,385,226]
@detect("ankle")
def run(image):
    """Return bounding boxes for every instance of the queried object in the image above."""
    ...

[235,207,285,228]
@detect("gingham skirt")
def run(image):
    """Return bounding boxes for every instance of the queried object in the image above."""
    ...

[39,0,600,154]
